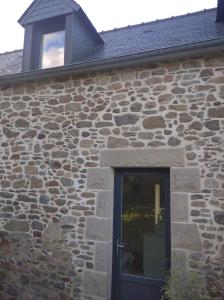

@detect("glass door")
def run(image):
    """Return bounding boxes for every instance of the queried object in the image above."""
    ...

[112,169,170,300]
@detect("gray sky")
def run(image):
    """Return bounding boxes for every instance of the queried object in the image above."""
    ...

[0,0,217,53]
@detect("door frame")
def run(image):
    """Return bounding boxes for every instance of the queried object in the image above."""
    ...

[83,148,201,299]
[111,168,171,300]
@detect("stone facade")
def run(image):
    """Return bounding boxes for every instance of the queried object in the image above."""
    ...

[0,53,223,299]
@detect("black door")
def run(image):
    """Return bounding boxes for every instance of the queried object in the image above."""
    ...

[112,169,170,300]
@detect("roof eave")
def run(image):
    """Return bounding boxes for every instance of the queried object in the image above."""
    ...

[1,38,224,85]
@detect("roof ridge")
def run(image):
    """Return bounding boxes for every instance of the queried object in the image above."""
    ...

[0,49,23,56]
[99,7,216,34]
[18,0,41,25]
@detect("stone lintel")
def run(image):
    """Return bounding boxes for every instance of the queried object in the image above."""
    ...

[172,222,201,251]
[100,148,185,167]
[171,167,201,193]
[171,193,189,222]
[96,191,113,218]
[87,168,114,190]
[86,217,112,241]
[83,271,110,298]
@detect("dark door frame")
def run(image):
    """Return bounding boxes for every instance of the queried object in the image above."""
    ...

[111,168,171,300]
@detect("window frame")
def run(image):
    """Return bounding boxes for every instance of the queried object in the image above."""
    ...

[40,29,66,69]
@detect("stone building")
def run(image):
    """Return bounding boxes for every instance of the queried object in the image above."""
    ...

[0,0,223,299]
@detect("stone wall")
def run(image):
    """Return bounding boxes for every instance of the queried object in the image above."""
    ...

[0,54,223,299]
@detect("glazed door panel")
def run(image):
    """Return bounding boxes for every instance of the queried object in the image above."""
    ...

[112,169,170,300]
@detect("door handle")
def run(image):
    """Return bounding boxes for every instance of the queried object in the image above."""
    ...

[116,239,125,256]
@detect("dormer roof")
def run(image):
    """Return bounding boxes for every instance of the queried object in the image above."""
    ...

[18,0,81,26]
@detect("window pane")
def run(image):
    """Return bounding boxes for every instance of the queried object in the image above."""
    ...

[121,175,166,279]
[41,30,65,69]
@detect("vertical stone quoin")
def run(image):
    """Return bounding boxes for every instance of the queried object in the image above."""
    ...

[0,53,223,299]
[84,167,114,299]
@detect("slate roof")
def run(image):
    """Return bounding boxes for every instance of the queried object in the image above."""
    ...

[0,50,23,76]
[1,8,224,77]
[78,8,224,63]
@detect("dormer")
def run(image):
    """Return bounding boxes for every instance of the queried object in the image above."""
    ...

[216,0,224,22]
[18,0,104,72]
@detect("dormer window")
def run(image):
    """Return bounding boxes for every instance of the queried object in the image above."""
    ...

[18,0,104,72]
[41,30,65,69]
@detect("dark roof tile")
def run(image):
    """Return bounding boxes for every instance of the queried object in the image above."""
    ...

[0,50,23,76]
[79,9,224,62]
[1,9,224,77]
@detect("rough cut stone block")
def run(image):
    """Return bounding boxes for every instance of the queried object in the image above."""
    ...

[207,107,224,118]
[4,220,29,232]
[86,217,112,241]
[96,191,113,218]
[214,211,224,225]
[171,167,201,193]
[114,114,139,126]
[172,249,187,270]
[143,116,166,129]
[100,148,185,167]
[107,136,129,148]
[95,242,112,272]
[83,271,109,297]
[3,127,19,139]
[213,189,224,199]
[0,192,14,199]
[171,193,189,222]
[172,223,201,250]
[87,168,114,190]
[25,166,38,175]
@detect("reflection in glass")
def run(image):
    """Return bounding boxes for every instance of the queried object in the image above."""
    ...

[41,30,65,69]
[121,175,166,279]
